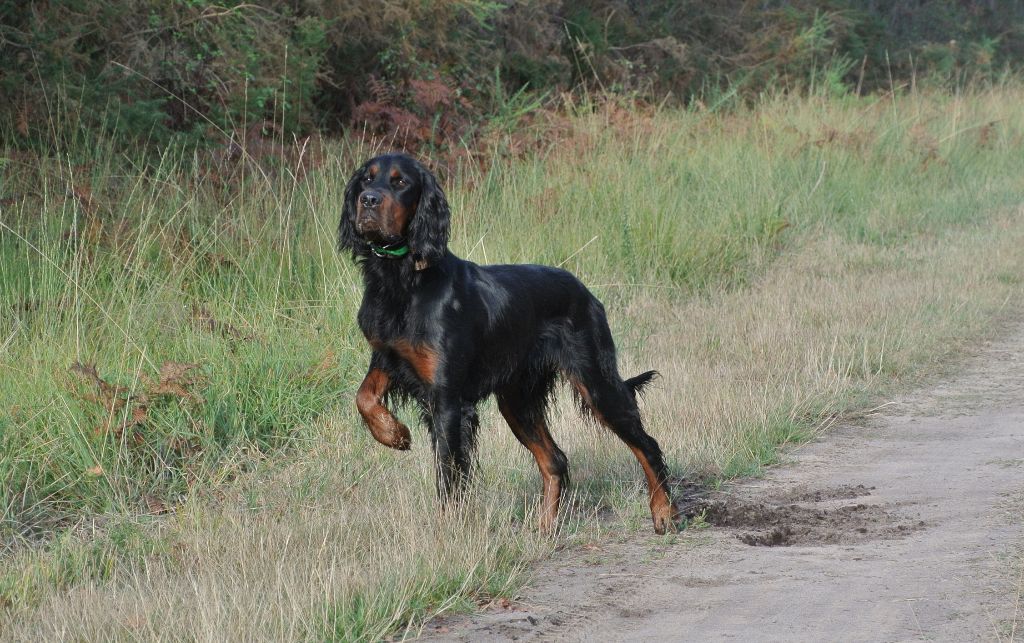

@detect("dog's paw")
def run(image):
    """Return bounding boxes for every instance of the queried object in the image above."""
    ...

[384,422,412,450]
[651,504,679,535]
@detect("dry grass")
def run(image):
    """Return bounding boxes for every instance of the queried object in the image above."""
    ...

[3,87,1024,640]
[4,210,1022,641]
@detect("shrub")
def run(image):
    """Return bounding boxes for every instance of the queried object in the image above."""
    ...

[1,1,1023,155]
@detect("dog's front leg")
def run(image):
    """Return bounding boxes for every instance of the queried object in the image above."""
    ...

[355,364,411,450]
[431,398,473,502]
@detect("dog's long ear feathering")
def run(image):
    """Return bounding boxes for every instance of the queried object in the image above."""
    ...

[338,162,367,255]
[408,162,451,270]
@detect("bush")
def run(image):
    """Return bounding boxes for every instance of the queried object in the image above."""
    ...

[1,1,1023,155]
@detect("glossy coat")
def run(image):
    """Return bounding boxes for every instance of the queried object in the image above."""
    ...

[338,153,676,533]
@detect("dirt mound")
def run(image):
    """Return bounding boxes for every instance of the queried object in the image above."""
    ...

[773,483,874,504]
[700,487,925,547]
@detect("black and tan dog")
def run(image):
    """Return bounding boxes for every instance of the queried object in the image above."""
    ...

[338,153,676,533]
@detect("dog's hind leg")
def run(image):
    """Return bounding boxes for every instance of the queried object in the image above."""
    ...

[497,377,567,533]
[570,370,676,535]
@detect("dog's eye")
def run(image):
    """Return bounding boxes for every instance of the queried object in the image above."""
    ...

[362,175,372,184]
[393,177,407,187]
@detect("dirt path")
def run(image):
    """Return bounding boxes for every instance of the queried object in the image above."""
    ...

[424,323,1024,642]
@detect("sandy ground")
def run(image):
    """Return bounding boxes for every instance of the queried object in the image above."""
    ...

[423,323,1024,642]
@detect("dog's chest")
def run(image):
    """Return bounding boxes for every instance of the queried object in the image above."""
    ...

[370,336,439,385]
[357,284,446,384]
[359,309,439,385]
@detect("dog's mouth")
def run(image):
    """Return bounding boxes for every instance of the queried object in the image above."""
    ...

[355,222,396,245]
[355,200,410,246]
[354,213,393,242]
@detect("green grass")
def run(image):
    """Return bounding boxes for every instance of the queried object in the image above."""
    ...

[2,86,1024,639]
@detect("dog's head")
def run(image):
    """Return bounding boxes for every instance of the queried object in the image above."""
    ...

[338,153,450,270]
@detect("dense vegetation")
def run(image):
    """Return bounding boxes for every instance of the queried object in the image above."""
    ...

[2,86,1024,637]
[3,2,1024,638]
[3,1,1024,155]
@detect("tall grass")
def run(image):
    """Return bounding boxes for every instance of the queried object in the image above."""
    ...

[2,87,1024,639]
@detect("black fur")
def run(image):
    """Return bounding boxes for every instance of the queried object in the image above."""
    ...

[340,153,676,533]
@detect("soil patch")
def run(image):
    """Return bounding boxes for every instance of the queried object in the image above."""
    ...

[700,489,925,547]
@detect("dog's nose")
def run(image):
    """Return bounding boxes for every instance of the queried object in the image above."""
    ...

[359,191,382,208]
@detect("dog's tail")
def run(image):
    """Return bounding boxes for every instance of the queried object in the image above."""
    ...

[625,370,659,399]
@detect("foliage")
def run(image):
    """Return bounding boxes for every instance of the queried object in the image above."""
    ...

[2,88,1024,637]
[2,1,1023,155]
[2,3,1024,635]
[3,85,1024,546]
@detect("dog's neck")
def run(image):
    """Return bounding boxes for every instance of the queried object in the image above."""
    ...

[359,253,422,301]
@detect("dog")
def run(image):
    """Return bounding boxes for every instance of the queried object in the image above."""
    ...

[338,153,676,534]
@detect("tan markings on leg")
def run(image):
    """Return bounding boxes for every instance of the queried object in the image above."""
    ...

[569,377,592,405]
[629,445,676,534]
[391,339,439,384]
[528,437,563,534]
[570,378,610,426]
[356,368,411,450]
[572,378,675,534]
[498,400,563,533]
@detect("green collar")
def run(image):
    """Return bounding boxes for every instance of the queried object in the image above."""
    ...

[369,242,409,258]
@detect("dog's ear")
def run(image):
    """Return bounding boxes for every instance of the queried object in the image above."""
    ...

[338,161,367,254]
[408,162,451,270]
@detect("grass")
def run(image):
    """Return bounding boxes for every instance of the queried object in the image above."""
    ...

[2,85,1024,639]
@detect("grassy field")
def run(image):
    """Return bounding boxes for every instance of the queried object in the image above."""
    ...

[2,86,1024,639]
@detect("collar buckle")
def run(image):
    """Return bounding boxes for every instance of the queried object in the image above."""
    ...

[369,241,410,259]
